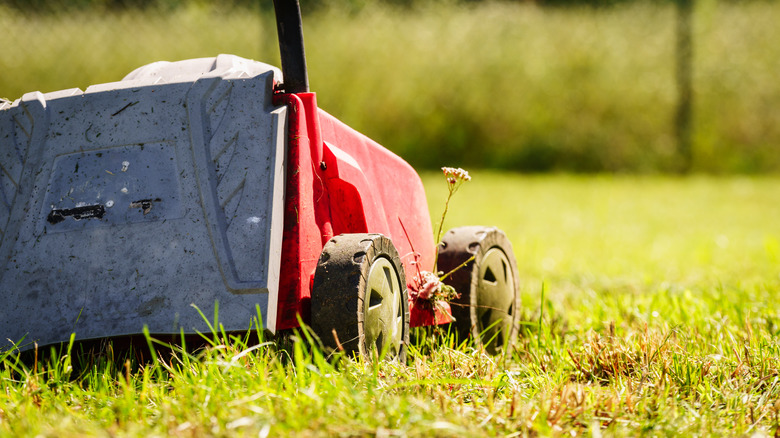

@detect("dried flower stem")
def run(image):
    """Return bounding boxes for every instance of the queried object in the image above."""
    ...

[433,167,471,272]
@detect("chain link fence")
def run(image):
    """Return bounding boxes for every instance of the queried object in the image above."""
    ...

[2,0,779,172]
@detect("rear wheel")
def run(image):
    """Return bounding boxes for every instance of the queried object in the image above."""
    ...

[310,234,409,361]
[437,226,520,354]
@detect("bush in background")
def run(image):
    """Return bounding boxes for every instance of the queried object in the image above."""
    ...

[1,0,778,173]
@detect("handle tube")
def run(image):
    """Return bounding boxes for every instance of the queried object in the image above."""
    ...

[273,0,310,93]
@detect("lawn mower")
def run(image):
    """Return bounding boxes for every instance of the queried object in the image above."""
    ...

[0,0,520,358]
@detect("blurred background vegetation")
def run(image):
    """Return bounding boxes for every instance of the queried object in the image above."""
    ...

[1,0,778,173]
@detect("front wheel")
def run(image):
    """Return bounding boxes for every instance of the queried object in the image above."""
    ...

[437,226,520,355]
[310,234,409,361]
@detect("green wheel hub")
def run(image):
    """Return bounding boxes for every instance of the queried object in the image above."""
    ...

[363,257,404,356]
[474,247,516,348]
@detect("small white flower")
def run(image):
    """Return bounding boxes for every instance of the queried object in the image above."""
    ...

[441,166,471,182]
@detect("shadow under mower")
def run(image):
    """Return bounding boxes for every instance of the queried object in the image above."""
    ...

[0,0,520,359]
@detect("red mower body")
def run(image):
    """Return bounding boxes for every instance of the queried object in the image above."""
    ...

[272,92,450,331]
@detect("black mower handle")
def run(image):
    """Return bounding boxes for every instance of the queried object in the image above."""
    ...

[273,0,310,93]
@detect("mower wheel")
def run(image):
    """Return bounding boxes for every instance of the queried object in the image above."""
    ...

[437,226,520,354]
[310,234,409,361]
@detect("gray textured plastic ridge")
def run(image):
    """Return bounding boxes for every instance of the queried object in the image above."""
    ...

[0,54,287,350]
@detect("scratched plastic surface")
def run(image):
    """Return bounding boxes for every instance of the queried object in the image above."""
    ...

[0,55,287,349]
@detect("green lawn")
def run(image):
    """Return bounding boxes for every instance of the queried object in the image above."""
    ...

[427,173,780,326]
[3,174,780,436]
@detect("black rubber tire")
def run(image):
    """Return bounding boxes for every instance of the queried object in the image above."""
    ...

[310,233,410,361]
[437,226,520,354]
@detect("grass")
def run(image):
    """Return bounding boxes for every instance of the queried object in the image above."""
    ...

[2,173,780,436]
[2,1,780,434]
[2,1,780,172]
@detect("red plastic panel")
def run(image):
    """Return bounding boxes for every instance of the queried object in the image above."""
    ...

[273,92,441,330]
[273,93,330,330]
[317,110,435,280]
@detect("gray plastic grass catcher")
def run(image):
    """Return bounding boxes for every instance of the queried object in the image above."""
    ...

[0,55,287,350]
